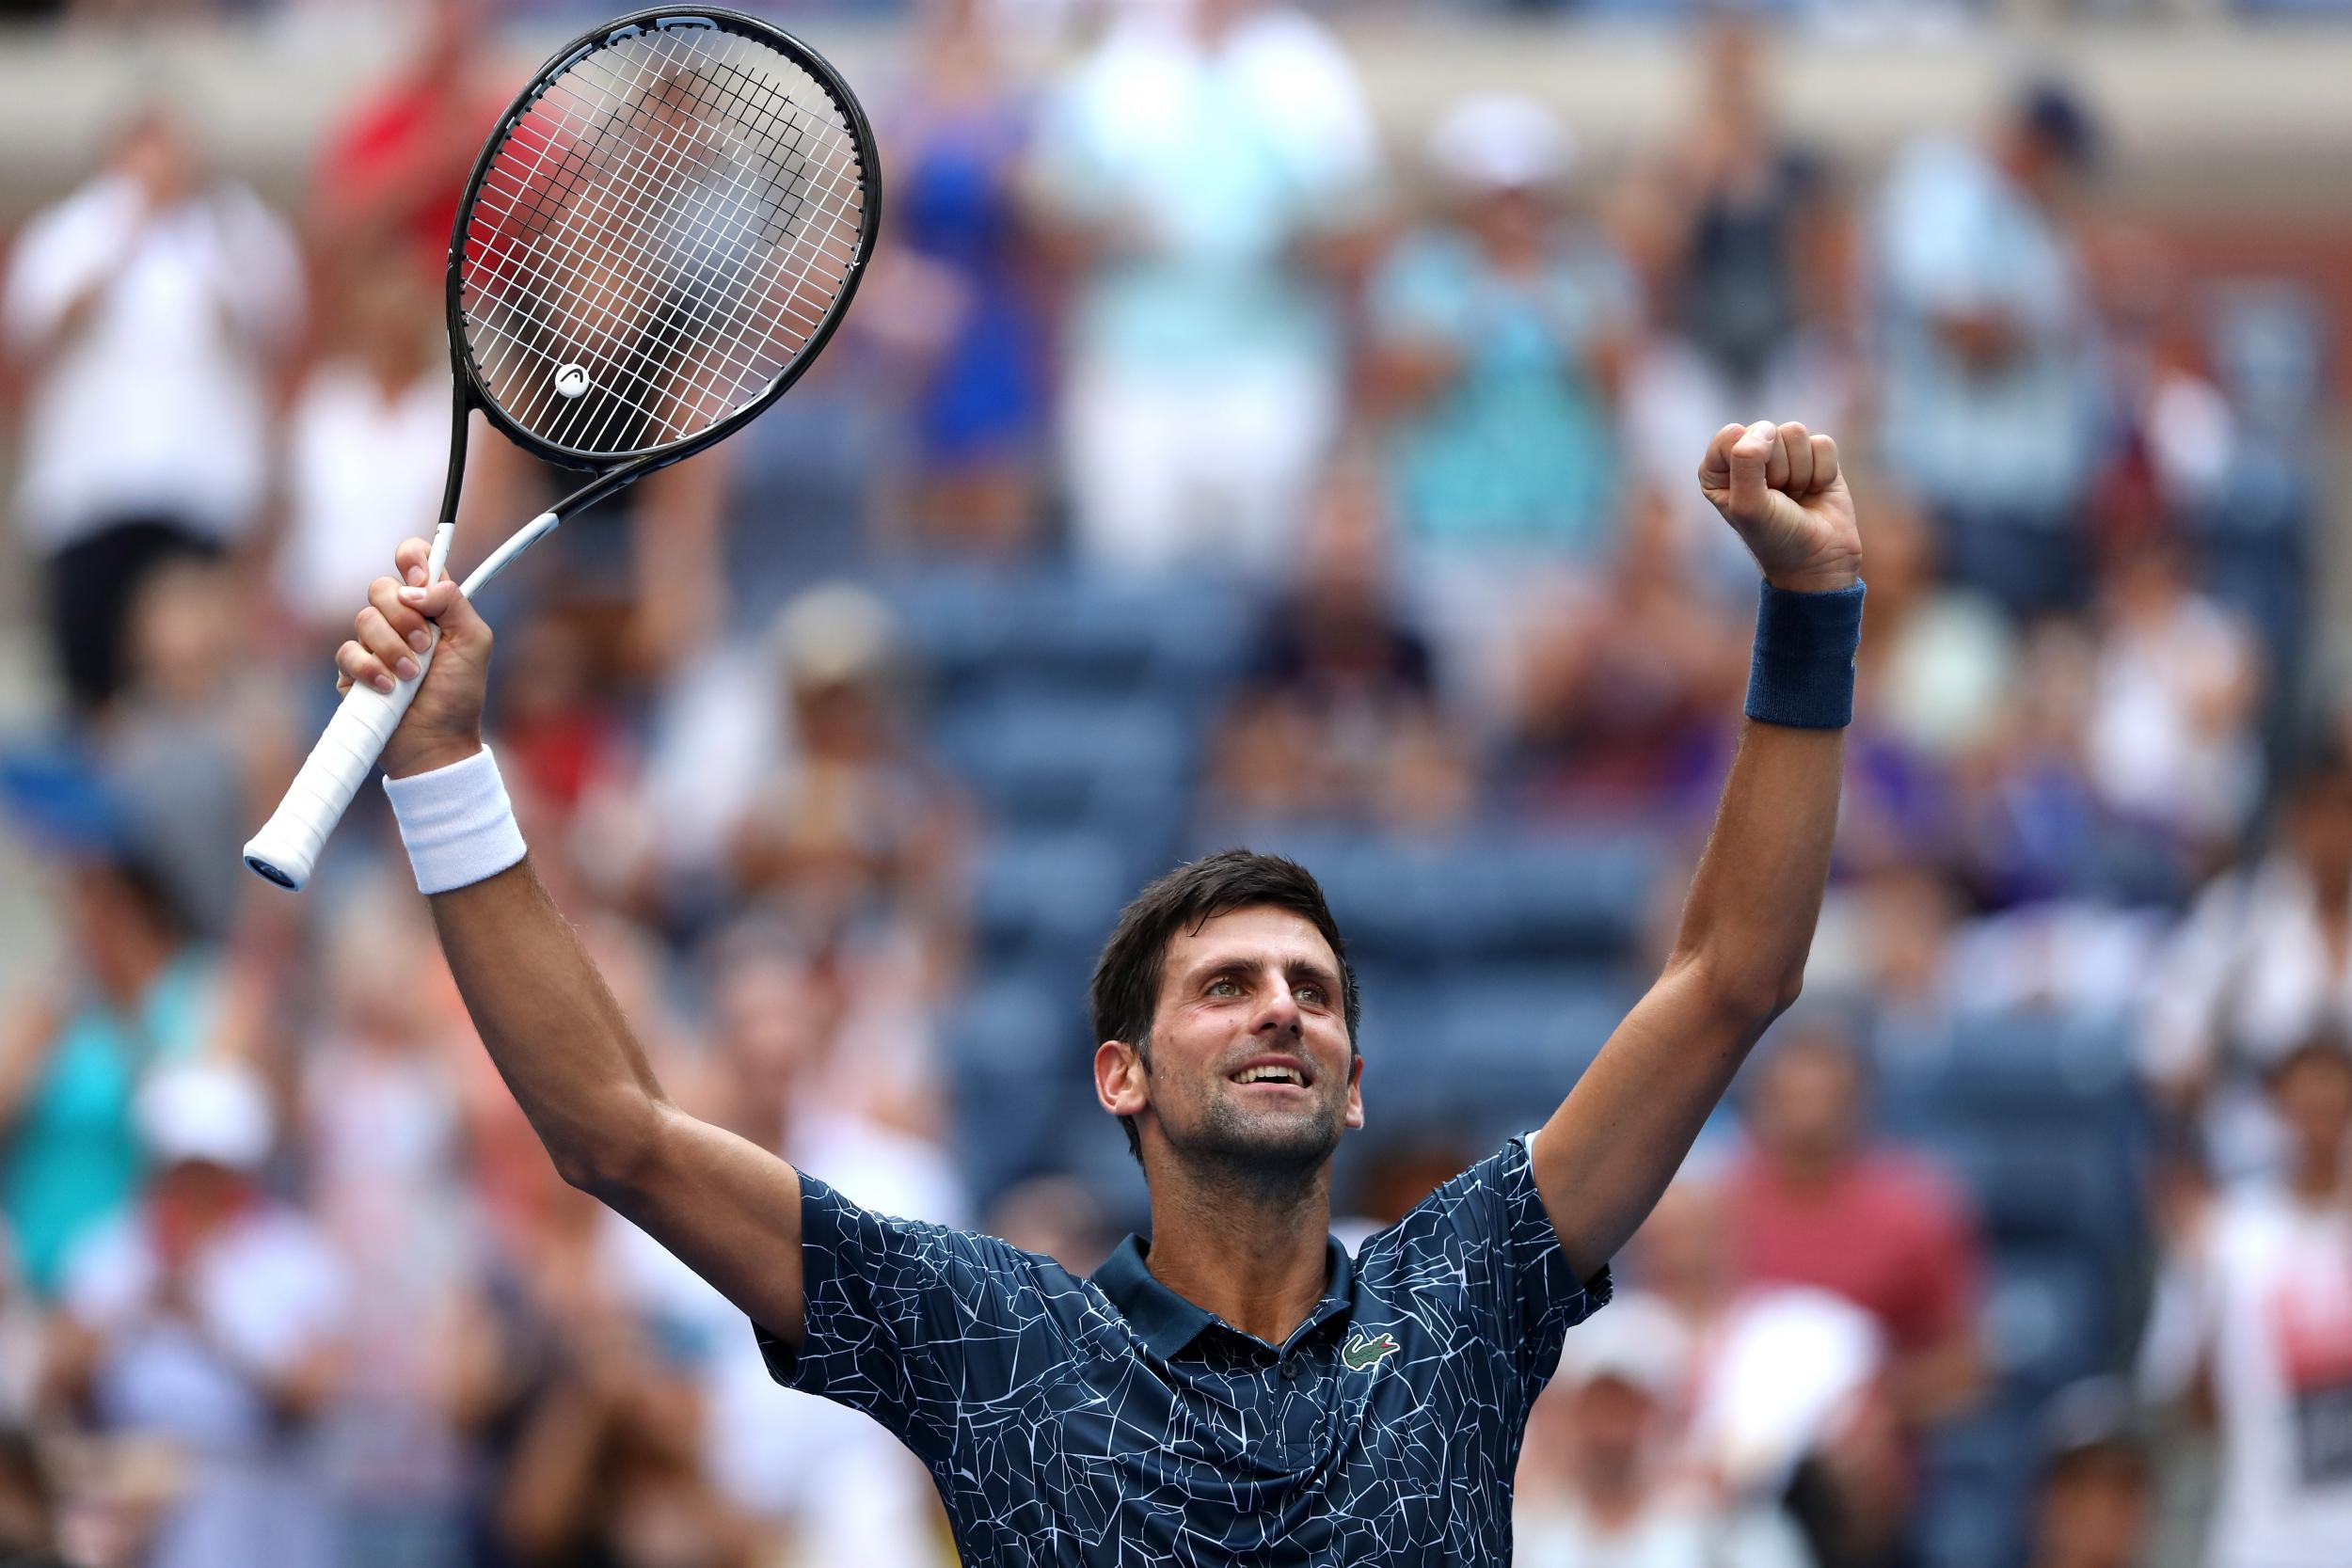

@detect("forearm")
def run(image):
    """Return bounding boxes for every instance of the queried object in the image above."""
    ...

[426,858,669,1190]
[1664,716,1844,1014]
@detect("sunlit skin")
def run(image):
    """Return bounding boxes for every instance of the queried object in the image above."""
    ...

[1093,907,1365,1338]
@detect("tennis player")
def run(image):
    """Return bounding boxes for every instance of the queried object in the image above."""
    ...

[341,417,1860,1564]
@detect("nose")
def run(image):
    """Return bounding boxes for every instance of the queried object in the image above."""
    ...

[1255,980,1302,1037]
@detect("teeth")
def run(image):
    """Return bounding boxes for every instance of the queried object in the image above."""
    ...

[1236,1066,1303,1085]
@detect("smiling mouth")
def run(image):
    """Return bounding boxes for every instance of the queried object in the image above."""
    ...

[1230,1065,1311,1089]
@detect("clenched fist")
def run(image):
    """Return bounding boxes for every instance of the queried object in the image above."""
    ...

[335,536,494,779]
[1698,420,1861,595]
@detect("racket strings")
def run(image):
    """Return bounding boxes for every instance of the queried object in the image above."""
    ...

[477,40,849,448]
[458,24,864,457]
[476,38,847,446]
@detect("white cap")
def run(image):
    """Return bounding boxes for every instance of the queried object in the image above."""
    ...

[135,1061,275,1173]
[1556,1291,1691,1397]
[1427,93,1573,193]
[770,583,898,690]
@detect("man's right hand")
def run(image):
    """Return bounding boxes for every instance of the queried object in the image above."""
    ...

[335,535,494,780]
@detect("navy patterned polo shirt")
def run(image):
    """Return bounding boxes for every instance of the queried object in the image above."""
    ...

[755,1133,1610,1565]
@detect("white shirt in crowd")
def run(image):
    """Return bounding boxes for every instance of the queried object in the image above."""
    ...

[63,1198,349,1568]
[2142,1187,2352,1568]
[277,361,452,628]
[2143,854,2352,1180]
[1516,1490,1815,1568]
[1035,3,1378,575]
[600,1106,971,1567]
[2,173,302,552]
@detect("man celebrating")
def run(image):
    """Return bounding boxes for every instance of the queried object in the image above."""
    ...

[335,418,1860,1564]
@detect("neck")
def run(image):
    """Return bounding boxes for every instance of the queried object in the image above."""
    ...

[1772,1145,1851,1192]
[1139,1152,1333,1345]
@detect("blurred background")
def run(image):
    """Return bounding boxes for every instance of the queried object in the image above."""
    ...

[1,1,2349,1566]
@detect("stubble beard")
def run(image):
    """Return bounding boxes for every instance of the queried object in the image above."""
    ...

[1163,1078,1344,1209]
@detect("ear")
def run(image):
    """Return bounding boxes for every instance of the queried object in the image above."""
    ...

[1094,1039,1149,1120]
[1343,1050,1365,1132]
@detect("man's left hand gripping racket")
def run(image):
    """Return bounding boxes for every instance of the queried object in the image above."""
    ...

[245,8,877,890]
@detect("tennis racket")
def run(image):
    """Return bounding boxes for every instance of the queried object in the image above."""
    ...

[245,8,878,891]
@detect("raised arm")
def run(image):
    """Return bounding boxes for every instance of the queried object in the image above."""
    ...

[338,538,808,1347]
[1534,420,1860,1280]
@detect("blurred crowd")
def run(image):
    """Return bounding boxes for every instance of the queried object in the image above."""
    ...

[0,1,2346,1566]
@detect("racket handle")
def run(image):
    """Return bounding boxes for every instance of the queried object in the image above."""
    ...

[243,646,433,891]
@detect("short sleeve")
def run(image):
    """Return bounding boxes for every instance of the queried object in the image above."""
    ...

[755,1172,1087,1464]
[1367,1135,1608,1402]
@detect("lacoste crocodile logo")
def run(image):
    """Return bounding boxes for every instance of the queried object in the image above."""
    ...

[1341,1330,1401,1373]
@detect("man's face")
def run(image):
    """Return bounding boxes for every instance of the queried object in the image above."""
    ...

[1097,907,1362,1182]
[1748,1034,1866,1172]
[2274,1046,2352,1173]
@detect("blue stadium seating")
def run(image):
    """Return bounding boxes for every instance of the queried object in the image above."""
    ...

[1254,828,1661,978]
[887,568,1257,710]
[1983,1249,2112,1400]
[1915,1413,2035,1568]
[969,828,1134,976]
[932,692,1193,847]
[944,976,1090,1203]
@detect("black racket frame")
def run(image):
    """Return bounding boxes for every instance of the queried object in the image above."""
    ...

[431,7,881,533]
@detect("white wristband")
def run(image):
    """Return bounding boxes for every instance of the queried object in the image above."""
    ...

[382,745,527,895]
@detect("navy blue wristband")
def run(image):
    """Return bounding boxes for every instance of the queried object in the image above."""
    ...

[1744,579,1865,730]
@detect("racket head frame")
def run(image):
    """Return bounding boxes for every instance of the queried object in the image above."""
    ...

[438,7,880,510]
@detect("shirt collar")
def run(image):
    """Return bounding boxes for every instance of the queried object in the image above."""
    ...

[1091,1233,1357,1360]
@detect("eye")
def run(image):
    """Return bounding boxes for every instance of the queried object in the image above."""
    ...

[1207,977,1242,998]
[1296,983,1329,1007]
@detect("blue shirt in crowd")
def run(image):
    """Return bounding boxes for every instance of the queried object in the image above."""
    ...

[758,1133,1608,1566]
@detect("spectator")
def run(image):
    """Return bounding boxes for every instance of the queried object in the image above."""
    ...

[876,0,1051,558]
[1030,0,1377,576]
[1203,454,1469,833]
[1515,1291,1814,1568]
[1620,22,1852,581]
[2139,1032,2352,1568]
[0,820,223,1300]
[1952,616,2110,909]
[1633,1178,1904,1568]
[271,258,451,651]
[1849,485,2015,771]
[2143,736,2352,1184]
[2,106,302,711]
[2026,1381,2153,1568]
[1797,490,2000,892]
[725,586,968,995]
[298,884,495,1568]
[488,1180,759,1568]
[42,1063,347,1568]
[1504,486,1748,816]
[93,557,297,942]
[308,0,503,292]
[1728,1020,1987,1432]
[660,922,962,1563]
[1367,92,1634,707]
[2083,537,2263,873]
[1870,82,2109,619]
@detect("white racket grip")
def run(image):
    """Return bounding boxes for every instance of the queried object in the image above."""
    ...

[243,641,437,891]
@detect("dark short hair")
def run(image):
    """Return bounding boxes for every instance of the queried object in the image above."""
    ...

[2265,1026,2352,1091]
[1089,849,1360,1160]
[2018,80,2099,169]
